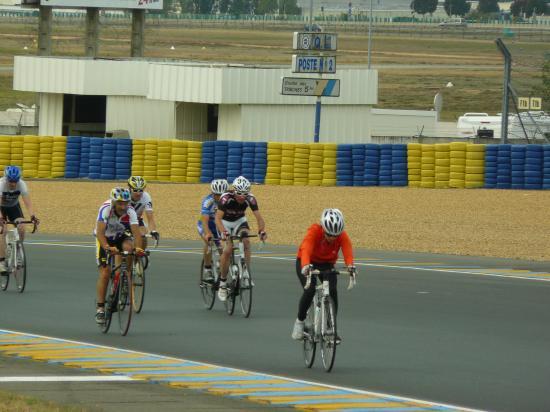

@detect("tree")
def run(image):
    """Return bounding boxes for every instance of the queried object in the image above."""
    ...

[510,0,548,17]
[444,0,471,16]
[531,59,550,111]
[410,0,438,15]
[477,0,499,13]
[257,0,277,14]
[279,0,300,15]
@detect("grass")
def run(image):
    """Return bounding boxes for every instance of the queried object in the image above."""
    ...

[0,388,93,412]
[0,21,548,121]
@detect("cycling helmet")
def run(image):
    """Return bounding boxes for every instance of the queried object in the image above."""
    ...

[320,208,345,236]
[233,176,251,194]
[128,176,147,191]
[4,165,21,182]
[211,179,229,195]
[110,187,131,202]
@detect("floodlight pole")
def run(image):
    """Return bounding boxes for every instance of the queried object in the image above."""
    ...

[367,0,372,69]
[496,38,511,144]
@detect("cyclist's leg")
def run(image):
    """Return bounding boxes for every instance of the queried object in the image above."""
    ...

[236,220,251,268]
[139,219,148,249]
[296,258,317,322]
[326,270,339,316]
[219,219,235,281]
[121,233,134,267]
[0,208,7,261]
[96,239,111,318]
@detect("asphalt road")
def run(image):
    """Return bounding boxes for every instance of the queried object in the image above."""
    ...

[1,234,549,412]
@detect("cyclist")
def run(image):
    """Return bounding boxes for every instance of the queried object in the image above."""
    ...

[94,187,144,324]
[127,176,159,249]
[291,208,356,342]
[198,179,228,280]
[215,176,267,302]
[0,166,39,273]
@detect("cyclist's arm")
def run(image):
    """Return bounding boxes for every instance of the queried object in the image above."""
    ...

[131,224,143,249]
[21,194,35,217]
[299,225,318,267]
[201,213,212,237]
[144,210,157,232]
[340,231,354,266]
[215,209,226,236]
[252,210,265,233]
[96,221,110,250]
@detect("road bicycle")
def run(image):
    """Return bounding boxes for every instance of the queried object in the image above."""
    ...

[132,233,158,313]
[100,249,148,336]
[302,267,356,372]
[0,220,37,293]
[199,237,222,310]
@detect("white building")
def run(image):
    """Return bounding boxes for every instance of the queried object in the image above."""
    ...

[14,55,438,142]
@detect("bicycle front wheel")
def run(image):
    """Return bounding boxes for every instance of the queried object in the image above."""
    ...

[14,241,26,293]
[132,258,146,313]
[239,264,253,318]
[199,259,215,310]
[117,270,133,336]
[100,275,115,334]
[320,296,337,373]
[303,304,316,368]
[224,280,236,316]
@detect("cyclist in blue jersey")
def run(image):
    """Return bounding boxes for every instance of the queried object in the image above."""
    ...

[197,179,229,280]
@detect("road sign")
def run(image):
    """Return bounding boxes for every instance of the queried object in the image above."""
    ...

[530,97,542,110]
[519,96,543,110]
[292,55,336,74]
[281,77,340,97]
[292,32,338,51]
[518,97,530,110]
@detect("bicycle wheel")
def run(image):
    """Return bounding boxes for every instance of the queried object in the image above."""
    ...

[117,270,133,336]
[1,243,11,291]
[239,263,253,318]
[132,258,146,313]
[320,296,337,372]
[303,303,316,368]
[14,241,26,293]
[199,259,216,310]
[224,271,236,316]
[100,275,115,334]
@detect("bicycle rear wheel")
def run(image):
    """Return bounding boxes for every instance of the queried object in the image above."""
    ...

[303,304,316,368]
[100,275,115,334]
[199,259,215,310]
[239,263,253,318]
[117,270,133,336]
[132,258,145,313]
[14,241,26,293]
[224,280,236,316]
[320,296,337,372]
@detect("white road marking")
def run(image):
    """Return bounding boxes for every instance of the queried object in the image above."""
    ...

[0,376,135,382]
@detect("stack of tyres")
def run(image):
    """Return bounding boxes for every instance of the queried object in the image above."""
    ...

[241,142,255,181]
[510,145,525,189]
[336,144,353,186]
[364,144,380,186]
[322,144,337,186]
[171,140,188,183]
[79,137,90,178]
[51,136,66,178]
[186,141,202,183]
[0,136,11,172]
[434,144,450,189]
[115,139,132,180]
[280,143,295,185]
[227,141,243,182]
[484,145,499,188]
[465,144,485,189]
[37,136,53,178]
[265,142,282,185]
[406,143,421,188]
[308,143,324,186]
[64,136,81,178]
[88,138,104,180]
[22,135,40,178]
[544,145,550,190]
[351,144,365,186]
[391,144,407,186]
[10,136,24,168]
[524,145,543,190]
[253,142,268,184]
[143,140,158,181]
[379,144,392,186]
[293,144,309,186]
[420,144,435,188]
[156,140,172,182]
[131,139,146,176]
[200,141,215,183]
[100,138,117,180]
[496,145,512,189]
[213,141,228,180]
[449,142,467,188]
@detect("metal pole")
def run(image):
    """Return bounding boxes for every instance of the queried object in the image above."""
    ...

[495,38,511,144]
[309,0,313,29]
[314,98,321,143]
[367,0,372,69]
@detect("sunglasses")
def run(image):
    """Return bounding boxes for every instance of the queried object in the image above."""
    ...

[7,179,18,183]
[235,191,247,196]
[131,189,143,193]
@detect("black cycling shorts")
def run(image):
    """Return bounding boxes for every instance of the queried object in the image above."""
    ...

[1,205,23,223]
[96,233,132,267]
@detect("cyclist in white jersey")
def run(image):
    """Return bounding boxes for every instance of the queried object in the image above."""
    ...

[0,166,39,273]
[127,176,159,249]
[94,187,144,324]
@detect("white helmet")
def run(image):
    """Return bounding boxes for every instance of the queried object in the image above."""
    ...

[321,208,345,236]
[233,176,251,194]
[211,179,228,195]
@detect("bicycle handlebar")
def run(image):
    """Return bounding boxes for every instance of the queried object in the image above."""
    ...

[108,249,150,257]
[0,220,38,234]
[143,233,159,248]
[305,268,357,291]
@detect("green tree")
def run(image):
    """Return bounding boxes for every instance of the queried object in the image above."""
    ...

[257,0,277,14]
[444,0,471,16]
[532,59,550,111]
[279,0,300,15]
[410,0,438,15]
[219,0,231,13]
[511,0,548,17]
[196,0,214,13]
[477,0,499,13]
